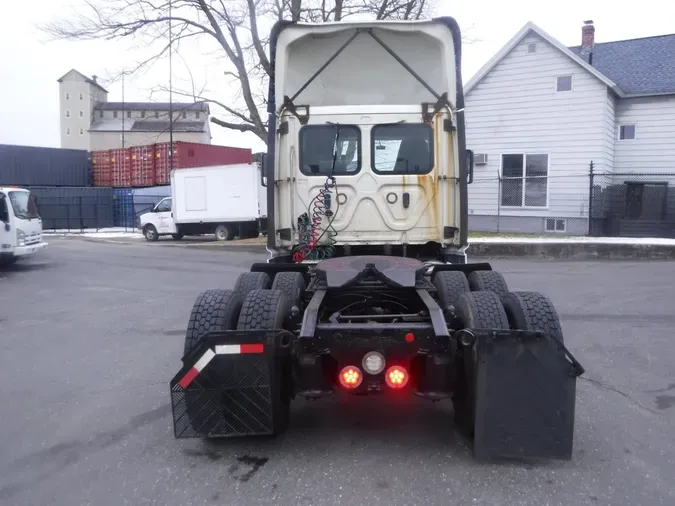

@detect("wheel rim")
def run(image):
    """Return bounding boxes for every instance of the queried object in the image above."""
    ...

[145,227,156,240]
[216,227,228,240]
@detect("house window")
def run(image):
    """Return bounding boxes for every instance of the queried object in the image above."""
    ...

[79,110,84,118]
[65,92,70,100]
[79,128,84,136]
[113,111,118,119]
[545,218,566,233]
[556,75,572,92]
[66,128,71,135]
[501,154,549,207]
[65,110,71,118]
[79,92,83,100]
[528,43,537,53]
[619,124,636,140]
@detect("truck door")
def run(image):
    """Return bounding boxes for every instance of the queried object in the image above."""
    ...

[154,197,176,234]
[292,109,458,246]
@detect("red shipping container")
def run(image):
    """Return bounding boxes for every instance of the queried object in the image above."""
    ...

[91,150,112,187]
[130,145,155,187]
[110,148,132,187]
[153,142,253,185]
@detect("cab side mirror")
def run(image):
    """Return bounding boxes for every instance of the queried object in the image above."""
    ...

[259,153,268,188]
[466,149,474,184]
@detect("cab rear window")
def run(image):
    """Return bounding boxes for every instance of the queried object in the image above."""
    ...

[371,124,434,175]
[299,125,361,176]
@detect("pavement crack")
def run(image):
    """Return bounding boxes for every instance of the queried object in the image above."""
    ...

[580,377,660,415]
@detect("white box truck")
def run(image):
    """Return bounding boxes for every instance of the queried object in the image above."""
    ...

[0,186,48,266]
[139,163,267,241]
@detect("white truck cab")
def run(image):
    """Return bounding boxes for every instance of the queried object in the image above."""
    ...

[0,187,48,266]
[139,196,177,240]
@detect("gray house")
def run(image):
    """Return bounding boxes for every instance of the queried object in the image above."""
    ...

[464,21,675,236]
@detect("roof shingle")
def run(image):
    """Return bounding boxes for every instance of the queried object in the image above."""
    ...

[569,34,675,95]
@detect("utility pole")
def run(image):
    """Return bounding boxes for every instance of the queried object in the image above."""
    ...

[121,72,125,149]
[168,0,174,173]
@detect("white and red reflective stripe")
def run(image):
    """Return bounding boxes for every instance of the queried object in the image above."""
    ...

[177,344,265,389]
[215,343,264,355]
[178,349,216,388]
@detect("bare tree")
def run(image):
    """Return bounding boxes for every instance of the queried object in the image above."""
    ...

[42,0,451,144]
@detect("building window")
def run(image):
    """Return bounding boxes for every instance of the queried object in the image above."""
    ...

[127,111,131,118]
[113,111,118,119]
[196,112,201,119]
[545,218,566,233]
[99,110,103,118]
[182,111,187,119]
[556,75,572,92]
[154,111,159,118]
[501,154,549,208]
[79,128,84,136]
[65,110,71,118]
[79,92,83,100]
[528,43,537,53]
[66,128,71,135]
[141,111,146,118]
[79,110,84,118]
[65,92,70,100]
[619,124,636,140]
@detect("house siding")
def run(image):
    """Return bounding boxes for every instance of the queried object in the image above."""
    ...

[614,95,675,174]
[465,33,610,234]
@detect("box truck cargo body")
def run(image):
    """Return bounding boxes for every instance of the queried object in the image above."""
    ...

[139,163,267,241]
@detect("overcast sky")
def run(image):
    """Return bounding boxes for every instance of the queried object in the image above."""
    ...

[1,0,673,153]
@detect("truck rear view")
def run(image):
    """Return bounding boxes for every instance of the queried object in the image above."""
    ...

[168,17,585,461]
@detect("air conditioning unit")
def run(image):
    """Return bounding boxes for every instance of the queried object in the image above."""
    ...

[474,153,488,165]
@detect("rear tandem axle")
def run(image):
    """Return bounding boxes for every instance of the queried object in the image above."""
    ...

[169,255,584,461]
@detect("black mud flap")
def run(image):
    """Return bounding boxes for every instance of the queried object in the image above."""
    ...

[454,329,584,461]
[169,330,293,438]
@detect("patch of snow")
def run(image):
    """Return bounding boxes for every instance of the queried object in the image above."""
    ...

[44,227,143,239]
[469,236,675,246]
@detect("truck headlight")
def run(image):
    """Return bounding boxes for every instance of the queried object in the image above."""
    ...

[16,228,25,247]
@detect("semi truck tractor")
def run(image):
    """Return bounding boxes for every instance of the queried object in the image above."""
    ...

[169,16,584,460]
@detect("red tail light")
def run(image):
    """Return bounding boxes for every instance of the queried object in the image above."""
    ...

[339,366,363,389]
[385,366,409,389]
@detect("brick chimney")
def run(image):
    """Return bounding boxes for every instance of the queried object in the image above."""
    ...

[581,20,595,54]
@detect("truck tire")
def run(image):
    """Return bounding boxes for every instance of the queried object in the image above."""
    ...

[236,289,292,435]
[454,291,510,330]
[233,271,271,301]
[172,233,184,240]
[214,224,233,241]
[271,272,306,309]
[237,289,291,330]
[143,224,159,241]
[502,291,564,344]
[467,270,509,300]
[183,289,243,357]
[432,271,470,310]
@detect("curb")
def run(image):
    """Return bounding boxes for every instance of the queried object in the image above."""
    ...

[467,242,675,260]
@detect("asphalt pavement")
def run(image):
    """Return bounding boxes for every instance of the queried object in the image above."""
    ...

[1,238,674,506]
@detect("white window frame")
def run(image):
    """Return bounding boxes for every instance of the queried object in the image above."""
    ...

[545,218,566,233]
[618,124,636,140]
[556,75,573,93]
[499,153,550,209]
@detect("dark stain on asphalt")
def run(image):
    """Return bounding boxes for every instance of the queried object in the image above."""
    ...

[655,394,675,410]
[645,382,675,394]
[0,403,171,501]
[228,455,269,482]
[183,448,223,461]
[163,329,185,336]
[375,479,390,489]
